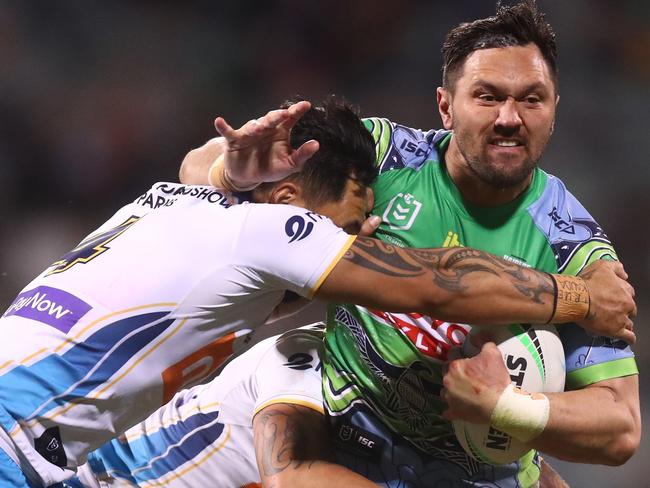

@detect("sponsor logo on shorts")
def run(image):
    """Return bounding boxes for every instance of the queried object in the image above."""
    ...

[35,427,67,467]
[284,352,314,370]
[336,423,383,460]
[383,193,422,230]
[3,286,91,333]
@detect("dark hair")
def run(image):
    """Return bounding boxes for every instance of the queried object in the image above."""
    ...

[442,0,558,91]
[258,96,377,206]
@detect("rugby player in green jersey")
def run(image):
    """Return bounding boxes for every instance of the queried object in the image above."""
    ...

[179,4,639,486]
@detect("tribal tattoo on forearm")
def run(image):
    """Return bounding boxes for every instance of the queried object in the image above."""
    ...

[346,237,554,304]
[254,405,331,481]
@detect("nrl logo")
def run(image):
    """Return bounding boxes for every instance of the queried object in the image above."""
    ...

[383,193,422,230]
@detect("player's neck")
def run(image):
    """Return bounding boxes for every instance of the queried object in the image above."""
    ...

[445,143,532,207]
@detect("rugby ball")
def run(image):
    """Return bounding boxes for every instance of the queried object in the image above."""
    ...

[453,324,565,465]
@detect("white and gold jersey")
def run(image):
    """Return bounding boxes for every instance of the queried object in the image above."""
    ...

[0,183,352,486]
[76,326,325,488]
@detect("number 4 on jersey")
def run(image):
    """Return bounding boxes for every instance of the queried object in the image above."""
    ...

[47,216,140,275]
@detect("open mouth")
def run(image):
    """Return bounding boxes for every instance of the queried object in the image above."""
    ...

[490,139,523,147]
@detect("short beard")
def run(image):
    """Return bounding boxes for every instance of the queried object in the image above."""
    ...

[464,154,537,190]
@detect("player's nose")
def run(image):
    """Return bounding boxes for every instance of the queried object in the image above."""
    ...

[495,98,523,131]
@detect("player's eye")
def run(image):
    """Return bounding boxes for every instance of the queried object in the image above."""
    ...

[478,94,497,103]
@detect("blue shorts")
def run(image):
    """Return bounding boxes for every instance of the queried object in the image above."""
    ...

[0,448,68,488]
[0,447,38,488]
[329,403,541,488]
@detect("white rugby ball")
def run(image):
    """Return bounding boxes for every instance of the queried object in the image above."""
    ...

[453,324,565,465]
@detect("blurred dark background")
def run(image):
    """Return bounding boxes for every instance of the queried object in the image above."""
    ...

[0,1,648,485]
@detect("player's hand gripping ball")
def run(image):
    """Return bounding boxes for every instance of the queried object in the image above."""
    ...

[452,325,565,465]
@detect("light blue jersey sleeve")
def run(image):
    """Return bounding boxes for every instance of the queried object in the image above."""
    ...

[362,118,450,174]
[528,174,637,389]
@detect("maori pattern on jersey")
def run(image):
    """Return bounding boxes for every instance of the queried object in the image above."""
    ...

[551,218,616,273]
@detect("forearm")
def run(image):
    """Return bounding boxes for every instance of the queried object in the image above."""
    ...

[531,376,641,465]
[178,137,225,184]
[261,461,378,488]
[320,238,578,327]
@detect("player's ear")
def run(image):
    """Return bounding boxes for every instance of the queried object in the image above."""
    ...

[550,94,559,135]
[269,182,302,205]
[437,87,453,129]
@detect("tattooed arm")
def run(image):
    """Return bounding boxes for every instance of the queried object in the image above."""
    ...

[316,237,636,343]
[253,403,377,488]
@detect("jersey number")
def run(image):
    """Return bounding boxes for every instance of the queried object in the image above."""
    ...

[47,216,140,275]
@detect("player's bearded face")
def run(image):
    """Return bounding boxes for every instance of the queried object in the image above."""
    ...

[447,44,557,189]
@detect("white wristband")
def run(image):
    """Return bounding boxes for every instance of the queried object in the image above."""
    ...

[490,384,550,443]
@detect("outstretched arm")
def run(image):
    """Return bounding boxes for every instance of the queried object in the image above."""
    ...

[253,403,377,488]
[180,108,636,342]
[316,237,636,343]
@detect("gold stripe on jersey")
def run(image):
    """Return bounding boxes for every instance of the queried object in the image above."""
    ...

[253,397,325,417]
[93,318,189,398]
[121,400,222,443]
[23,317,188,430]
[0,302,177,376]
[138,424,233,487]
[307,235,356,299]
[66,302,178,346]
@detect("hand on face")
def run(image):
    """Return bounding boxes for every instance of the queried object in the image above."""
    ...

[441,342,510,424]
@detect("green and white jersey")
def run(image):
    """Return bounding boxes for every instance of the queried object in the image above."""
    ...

[323,118,637,486]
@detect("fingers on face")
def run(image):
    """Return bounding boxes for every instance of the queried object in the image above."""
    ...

[358,215,381,237]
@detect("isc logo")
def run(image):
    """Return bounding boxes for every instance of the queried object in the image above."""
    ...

[358,436,375,448]
[393,126,429,158]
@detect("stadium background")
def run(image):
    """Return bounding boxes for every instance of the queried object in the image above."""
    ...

[0,1,647,485]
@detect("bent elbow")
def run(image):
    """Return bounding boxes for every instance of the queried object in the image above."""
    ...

[178,152,196,184]
[603,427,641,466]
